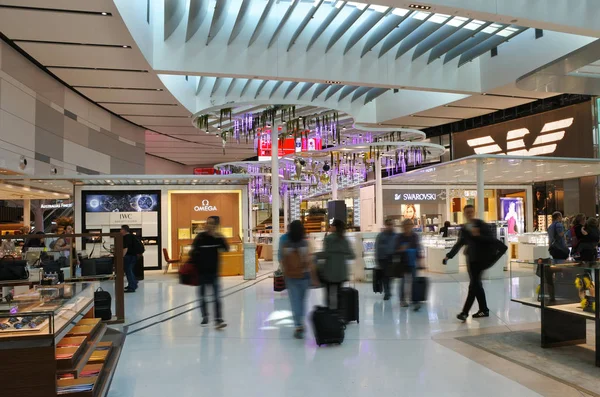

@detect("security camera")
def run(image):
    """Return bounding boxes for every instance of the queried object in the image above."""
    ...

[50,167,58,175]
[19,156,27,170]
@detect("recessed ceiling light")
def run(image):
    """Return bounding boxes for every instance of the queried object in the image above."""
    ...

[101,12,108,16]
[409,3,431,10]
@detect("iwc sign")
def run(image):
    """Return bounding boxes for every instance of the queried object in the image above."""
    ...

[194,199,217,212]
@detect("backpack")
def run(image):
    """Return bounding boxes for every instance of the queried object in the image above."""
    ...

[282,245,308,279]
[132,235,145,255]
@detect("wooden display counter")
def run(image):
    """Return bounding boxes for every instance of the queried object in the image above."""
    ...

[181,241,258,277]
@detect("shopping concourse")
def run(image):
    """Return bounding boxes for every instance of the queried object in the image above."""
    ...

[1,1,600,396]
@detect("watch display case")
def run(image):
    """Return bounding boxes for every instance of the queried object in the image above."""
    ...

[0,281,125,396]
[511,259,600,367]
[518,232,548,246]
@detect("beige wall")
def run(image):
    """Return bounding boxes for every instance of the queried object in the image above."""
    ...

[145,154,194,175]
[0,40,145,175]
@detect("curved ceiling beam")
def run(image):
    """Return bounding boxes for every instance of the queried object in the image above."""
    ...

[428,22,491,64]
[412,19,470,61]
[297,82,315,99]
[325,84,344,100]
[458,26,527,67]
[225,78,237,96]
[307,1,346,52]
[211,77,222,96]
[351,86,372,102]
[344,8,390,55]
[164,0,186,41]
[283,82,299,99]
[206,0,231,45]
[364,88,388,104]
[378,15,431,58]
[443,25,506,64]
[287,0,324,52]
[326,7,368,53]
[186,0,209,42]
[255,80,269,99]
[360,11,412,58]
[228,0,252,45]
[395,18,447,60]
[311,83,329,101]
[269,81,284,99]
[249,0,277,47]
[338,85,359,101]
[196,76,207,94]
[240,79,253,97]
[268,0,301,49]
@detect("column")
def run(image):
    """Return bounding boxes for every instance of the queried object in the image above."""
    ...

[375,156,383,230]
[271,124,280,268]
[283,188,289,230]
[476,158,485,219]
[331,167,338,200]
[23,199,30,232]
[248,183,253,242]
[526,186,534,232]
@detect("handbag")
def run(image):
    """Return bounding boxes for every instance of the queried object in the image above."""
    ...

[178,262,199,286]
[548,225,569,260]
[0,256,29,281]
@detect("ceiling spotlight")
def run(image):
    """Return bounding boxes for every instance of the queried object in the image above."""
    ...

[122,45,130,48]
[101,12,108,15]
[408,4,431,10]
[342,126,346,130]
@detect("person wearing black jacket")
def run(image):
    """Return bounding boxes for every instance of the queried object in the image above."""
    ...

[191,216,229,329]
[444,205,496,322]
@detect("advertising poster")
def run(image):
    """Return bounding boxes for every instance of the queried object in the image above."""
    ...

[401,204,421,226]
[85,192,159,212]
[501,197,524,235]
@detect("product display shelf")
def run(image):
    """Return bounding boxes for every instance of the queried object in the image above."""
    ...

[510,259,600,367]
[422,235,459,274]
[0,282,125,396]
[353,232,377,282]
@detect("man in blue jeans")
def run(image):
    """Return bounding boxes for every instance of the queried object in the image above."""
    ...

[121,225,139,293]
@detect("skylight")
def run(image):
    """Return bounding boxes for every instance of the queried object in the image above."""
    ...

[429,13,450,24]
[369,4,389,13]
[481,25,500,34]
[463,20,485,30]
[446,16,468,27]
[412,11,430,20]
[392,8,410,17]
[496,27,519,37]
[347,2,368,10]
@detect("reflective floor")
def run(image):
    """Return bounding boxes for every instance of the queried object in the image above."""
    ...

[107,266,550,397]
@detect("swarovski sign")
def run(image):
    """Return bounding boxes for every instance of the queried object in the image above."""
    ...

[194,199,217,212]
[394,193,437,201]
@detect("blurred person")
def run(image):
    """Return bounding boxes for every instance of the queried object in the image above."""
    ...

[0,234,15,253]
[445,205,496,322]
[281,220,314,339]
[375,219,397,300]
[55,225,79,266]
[191,216,229,329]
[22,231,45,253]
[440,221,451,238]
[321,219,355,309]
[121,225,140,293]
[396,219,424,308]
[579,217,599,262]
[570,213,586,257]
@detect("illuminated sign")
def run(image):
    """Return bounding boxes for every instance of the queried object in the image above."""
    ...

[194,199,217,212]
[394,193,437,201]
[41,202,73,209]
[109,212,143,225]
[467,118,572,156]
[258,134,322,161]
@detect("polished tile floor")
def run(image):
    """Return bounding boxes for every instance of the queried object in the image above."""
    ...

[107,265,548,397]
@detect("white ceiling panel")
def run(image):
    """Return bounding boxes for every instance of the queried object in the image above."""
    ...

[414,106,496,119]
[383,116,462,127]
[0,9,131,45]
[77,88,177,104]
[50,69,161,89]
[17,42,149,69]
[449,95,536,109]
[486,84,561,99]
[102,104,190,117]
[125,116,193,126]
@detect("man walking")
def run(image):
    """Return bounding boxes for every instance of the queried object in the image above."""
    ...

[121,225,139,293]
[375,219,397,300]
[444,205,496,322]
[191,216,229,329]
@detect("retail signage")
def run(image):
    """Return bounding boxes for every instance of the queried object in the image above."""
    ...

[109,212,142,225]
[394,193,437,201]
[41,201,73,209]
[193,199,217,212]
[453,101,594,159]
[193,168,218,175]
[257,135,322,161]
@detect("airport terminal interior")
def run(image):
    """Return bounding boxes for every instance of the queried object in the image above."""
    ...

[0,1,600,396]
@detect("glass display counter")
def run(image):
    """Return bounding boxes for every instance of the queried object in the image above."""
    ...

[0,281,125,396]
[517,232,549,261]
[423,235,459,274]
[510,259,599,367]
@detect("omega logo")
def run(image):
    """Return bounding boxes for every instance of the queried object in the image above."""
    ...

[194,199,217,212]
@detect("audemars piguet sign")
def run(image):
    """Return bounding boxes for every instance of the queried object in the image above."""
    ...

[109,212,143,225]
[453,101,593,159]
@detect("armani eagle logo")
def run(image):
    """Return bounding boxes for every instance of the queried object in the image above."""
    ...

[467,118,573,156]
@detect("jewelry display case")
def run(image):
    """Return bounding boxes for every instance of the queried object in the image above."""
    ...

[517,232,549,261]
[423,235,459,274]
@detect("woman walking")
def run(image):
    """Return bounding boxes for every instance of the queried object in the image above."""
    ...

[281,220,314,339]
[321,219,355,309]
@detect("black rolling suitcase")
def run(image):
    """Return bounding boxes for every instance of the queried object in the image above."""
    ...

[311,306,345,346]
[412,276,428,302]
[339,286,359,323]
[134,254,145,281]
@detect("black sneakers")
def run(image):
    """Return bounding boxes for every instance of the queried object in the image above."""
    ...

[456,313,468,322]
[215,319,227,330]
[201,317,209,327]
[472,311,490,318]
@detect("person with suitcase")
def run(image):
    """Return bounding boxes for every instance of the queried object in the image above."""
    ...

[396,219,425,309]
[375,219,397,300]
[321,219,355,310]
[281,221,315,339]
